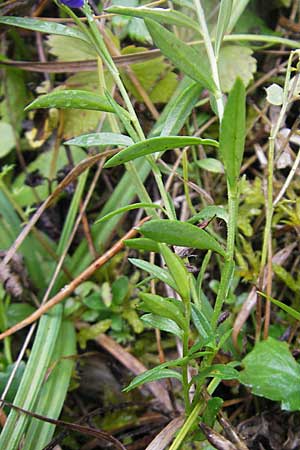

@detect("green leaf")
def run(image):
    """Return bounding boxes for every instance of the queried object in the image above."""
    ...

[65,132,133,148]
[139,220,226,256]
[124,367,182,392]
[7,304,35,327]
[240,337,300,411]
[159,244,190,301]
[145,19,216,93]
[95,203,162,225]
[0,362,26,404]
[129,258,178,291]
[0,16,88,42]
[141,313,183,338]
[0,122,15,158]
[104,136,218,168]
[151,79,203,137]
[78,319,112,349]
[219,77,246,191]
[195,364,240,383]
[188,205,228,225]
[196,158,224,173]
[139,293,186,329]
[218,45,256,93]
[106,5,199,30]
[124,238,160,253]
[191,304,213,340]
[47,34,96,61]
[214,0,233,58]
[259,291,300,321]
[25,90,115,112]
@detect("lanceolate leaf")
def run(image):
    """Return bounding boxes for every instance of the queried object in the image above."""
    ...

[95,203,162,225]
[106,6,199,31]
[259,291,300,321]
[0,17,88,42]
[141,314,183,338]
[139,220,226,256]
[214,0,233,58]
[145,19,216,93]
[25,90,115,112]
[124,238,160,253]
[65,132,133,148]
[123,368,182,392]
[129,258,178,291]
[104,136,218,168]
[219,78,246,191]
[139,293,186,329]
[159,244,190,302]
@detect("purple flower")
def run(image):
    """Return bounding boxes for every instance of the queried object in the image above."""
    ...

[60,0,84,8]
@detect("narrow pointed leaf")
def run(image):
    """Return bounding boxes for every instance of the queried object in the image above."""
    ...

[0,17,88,42]
[259,291,300,321]
[214,0,233,57]
[123,368,182,392]
[141,314,183,338]
[129,258,177,291]
[65,132,133,148]
[159,244,190,302]
[139,293,186,329]
[219,78,246,190]
[106,6,199,31]
[145,19,216,93]
[139,220,225,256]
[104,136,218,168]
[25,90,115,112]
[95,203,162,225]
[124,238,160,253]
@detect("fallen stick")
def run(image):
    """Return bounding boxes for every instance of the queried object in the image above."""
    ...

[0,217,149,341]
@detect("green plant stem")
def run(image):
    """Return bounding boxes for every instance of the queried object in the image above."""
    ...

[169,401,203,450]
[182,298,192,412]
[211,188,238,329]
[193,0,224,120]
[81,1,175,219]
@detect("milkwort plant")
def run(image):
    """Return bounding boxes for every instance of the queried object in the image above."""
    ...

[1,0,300,448]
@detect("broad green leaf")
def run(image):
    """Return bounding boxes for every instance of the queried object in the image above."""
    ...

[47,35,96,61]
[95,203,162,225]
[139,220,226,256]
[104,136,218,168]
[240,337,300,411]
[124,238,160,253]
[214,0,233,58]
[188,205,228,225]
[124,367,182,392]
[218,45,256,92]
[0,17,88,42]
[65,132,133,148]
[25,90,115,112]
[196,158,224,173]
[7,304,35,327]
[159,244,190,302]
[141,313,183,338]
[145,19,216,93]
[259,291,300,321]
[129,258,177,291]
[265,83,284,106]
[203,397,224,427]
[219,78,246,191]
[106,5,199,31]
[0,122,15,157]
[139,293,186,329]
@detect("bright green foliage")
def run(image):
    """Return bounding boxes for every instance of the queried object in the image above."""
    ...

[139,219,226,256]
[219,77,246,191]
[240,337,300,411]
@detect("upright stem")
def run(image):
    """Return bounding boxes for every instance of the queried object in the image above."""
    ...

[193,0,224,121]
